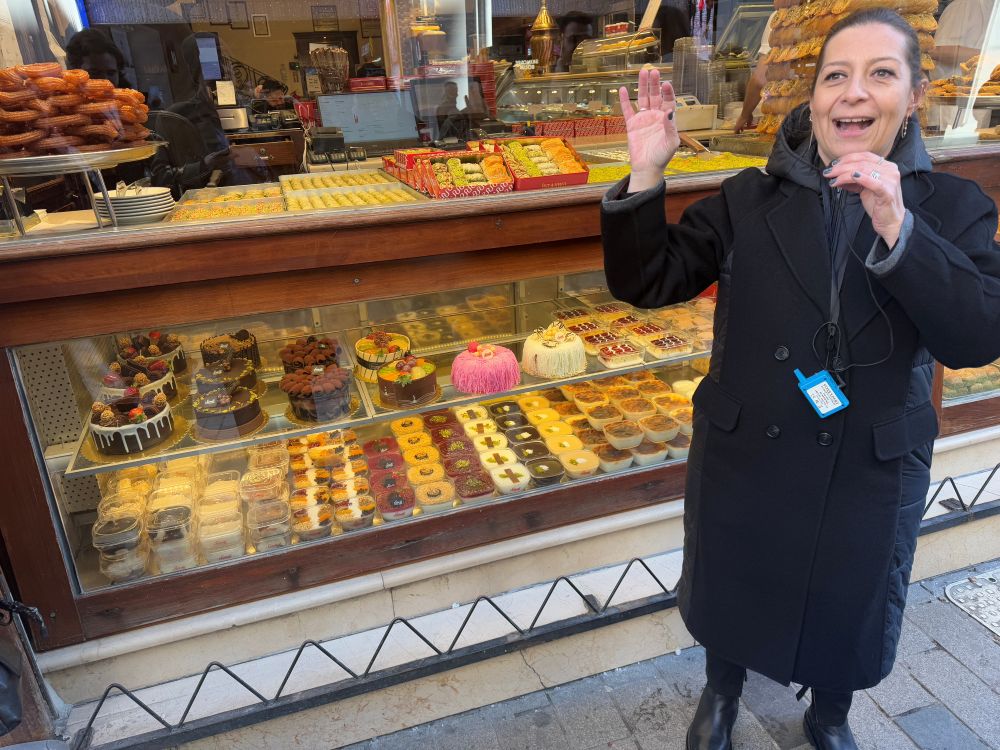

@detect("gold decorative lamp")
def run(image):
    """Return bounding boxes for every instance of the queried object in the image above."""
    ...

[529,0,560,75]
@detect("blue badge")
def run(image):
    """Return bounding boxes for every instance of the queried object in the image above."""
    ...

[794,368,849,418]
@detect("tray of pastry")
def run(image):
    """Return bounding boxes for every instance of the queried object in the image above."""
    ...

[0,142,163,177]
[927,95,1000,107]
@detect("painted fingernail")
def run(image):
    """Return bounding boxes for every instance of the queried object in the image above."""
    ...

[831,158,839,166]
[829,178,837,186]
[668,112,673,120]
[822,167,832,175]
[852,171,861,179]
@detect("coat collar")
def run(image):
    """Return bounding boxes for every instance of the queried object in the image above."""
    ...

[765,174,938,341]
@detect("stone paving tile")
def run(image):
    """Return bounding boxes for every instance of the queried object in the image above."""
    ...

[895,704,991,750]
[604,658,693,748]
[585,739,640,750]
[368,723,433,749]
[846,688,919,750]
[488,692,573,750]
[404,707,503,750]
[904,647,1000,746]
[906,581,937,606]
[918,567,983,599]
[549,675,631,749]
[865,665,936,717]
[905,598,1000,690]
[738,670,808,750]
[896,615,937,660]
[733,701,782,750]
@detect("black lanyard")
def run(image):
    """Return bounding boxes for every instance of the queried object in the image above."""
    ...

[819,184,864,383]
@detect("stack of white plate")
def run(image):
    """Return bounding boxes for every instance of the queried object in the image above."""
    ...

[96,187,175,226]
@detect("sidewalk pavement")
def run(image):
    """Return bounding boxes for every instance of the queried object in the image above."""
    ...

[345,559,1000,750]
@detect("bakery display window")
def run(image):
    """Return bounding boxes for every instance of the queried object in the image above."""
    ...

[12,272,714,593]
[942,360,1000,403]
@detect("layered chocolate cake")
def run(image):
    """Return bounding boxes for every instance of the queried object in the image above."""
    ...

[99,359,178,402]
[192,386,265,440]
[116,330,187,374]
[279,336,341,374]
[194,357,258,395]
[354,330,410,383]
[89,393,174,455]
[279,364,352,422]
[377,355,437,407]
[200,330,260,368]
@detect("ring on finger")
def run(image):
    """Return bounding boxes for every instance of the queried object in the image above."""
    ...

[870,169,881,181]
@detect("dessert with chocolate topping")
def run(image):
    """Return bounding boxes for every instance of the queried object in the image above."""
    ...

[200,329,260,368]
[279,336,341,374]
[99,358,177,402]
[192,386,264,439]
[194,357,257,395]
[279,363,352,423]
[354,330,410,383]
[377,354,437,407]
[116,330,187,373]
[89,392,174,455]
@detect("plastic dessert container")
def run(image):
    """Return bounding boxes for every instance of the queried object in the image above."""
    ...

[631,440,670,466]
[99,546,148,583]
[544,435,584,455]
[559,449,601,479]
[454,405,489,423]
[444,454,481,477]
[415,481,456,514]
[145,496,194,543]
[247,446,290,474]
[525,457,565,486]
[597,445,633,472]
[454,471,495,503]
[639,414,681,443]
[376,488,415,521]
[525,408,559,426]
[512,441,549,462]
[291,502,335,541]
[239,468,287,503]
[586,404,624,430]
[536,419,573,438]
[246,499,291,539]
[198,508,244,554]
[620,398,658,421]
[489,464,531,494]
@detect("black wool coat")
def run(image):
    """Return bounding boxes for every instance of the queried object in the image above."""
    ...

[601,122,1000,692]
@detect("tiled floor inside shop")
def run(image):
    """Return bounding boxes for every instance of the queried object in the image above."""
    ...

[348,559,1000,750]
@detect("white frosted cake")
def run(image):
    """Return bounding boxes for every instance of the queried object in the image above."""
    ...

[521,322,587,379]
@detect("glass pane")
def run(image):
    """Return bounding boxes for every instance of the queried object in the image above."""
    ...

[1,0,996,245]
[13,271,715,592]
[943,360,1000,404]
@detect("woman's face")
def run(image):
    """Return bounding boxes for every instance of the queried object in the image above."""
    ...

[809,23,920,164]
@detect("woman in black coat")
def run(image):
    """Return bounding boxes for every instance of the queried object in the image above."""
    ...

[601,10,1000,750]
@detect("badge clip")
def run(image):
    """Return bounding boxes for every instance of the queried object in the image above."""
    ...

[794,368,849,419]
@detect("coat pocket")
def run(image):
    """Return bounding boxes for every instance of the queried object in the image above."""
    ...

[872,401,939,461]
[692,376,743,432]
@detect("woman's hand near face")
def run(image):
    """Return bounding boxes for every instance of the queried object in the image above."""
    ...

[824,151,907,247]
[620,68,680,193]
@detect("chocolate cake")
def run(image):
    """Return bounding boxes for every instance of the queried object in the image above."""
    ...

[279,336,341,374]
[200,329,260,368]
[99,358,177,402]
[116,330,187,374]
[194,357,258,395]
[377,355,437,407]
[192,386,265,439]
[89,393,174,455]
[279,364,352,423]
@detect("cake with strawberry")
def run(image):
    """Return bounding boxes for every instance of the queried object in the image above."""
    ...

[116,330,187,373]
[377,354,437,407]
[354,330,410,383]
[89,393,174,455]
[451,341,521,395]
[99,359,177,402]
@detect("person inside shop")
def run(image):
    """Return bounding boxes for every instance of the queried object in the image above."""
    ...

[929,0,997,128]
[653,3,691,62]
[554,11,594,72]
[251,78,293,113]
[602,10,999,750]
[733,3,778,132]
[65,28,131,89]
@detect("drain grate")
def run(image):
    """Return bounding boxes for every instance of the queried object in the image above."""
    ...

[945,567,1000,637]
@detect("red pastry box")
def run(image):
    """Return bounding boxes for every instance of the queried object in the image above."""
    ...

[348,77,386,91]
[574,118,607,137]
[417,151,514,199]
[602,115,627,135]
[534,119,576,138]
[395,147,447,170]
[488,137,589,191]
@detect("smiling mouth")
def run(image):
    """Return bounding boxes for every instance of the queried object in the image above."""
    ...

[835,117,875,134]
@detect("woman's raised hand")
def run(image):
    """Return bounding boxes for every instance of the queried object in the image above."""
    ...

[620,67,679,193]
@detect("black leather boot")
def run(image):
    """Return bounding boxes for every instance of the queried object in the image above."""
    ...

[803,703,860,750]
[686,684,739,750]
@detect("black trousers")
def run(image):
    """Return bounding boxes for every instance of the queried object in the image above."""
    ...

[705,649,853,726]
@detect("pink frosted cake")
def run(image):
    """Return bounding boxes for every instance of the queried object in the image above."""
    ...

[451,341,521,395]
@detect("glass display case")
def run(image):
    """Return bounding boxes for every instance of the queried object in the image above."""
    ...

[942,361,1000,404]
[569,29,662,74]
[13,272,714,594]
[496,68,666,122]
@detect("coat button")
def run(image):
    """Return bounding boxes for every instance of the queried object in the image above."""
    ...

[766,425,781,439]
[817,432,834,446]
[774,346,790,361]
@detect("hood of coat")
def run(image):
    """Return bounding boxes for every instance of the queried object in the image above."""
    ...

[765,103,932,194]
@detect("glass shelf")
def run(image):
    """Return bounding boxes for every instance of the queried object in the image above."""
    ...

[62,297,712,478]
